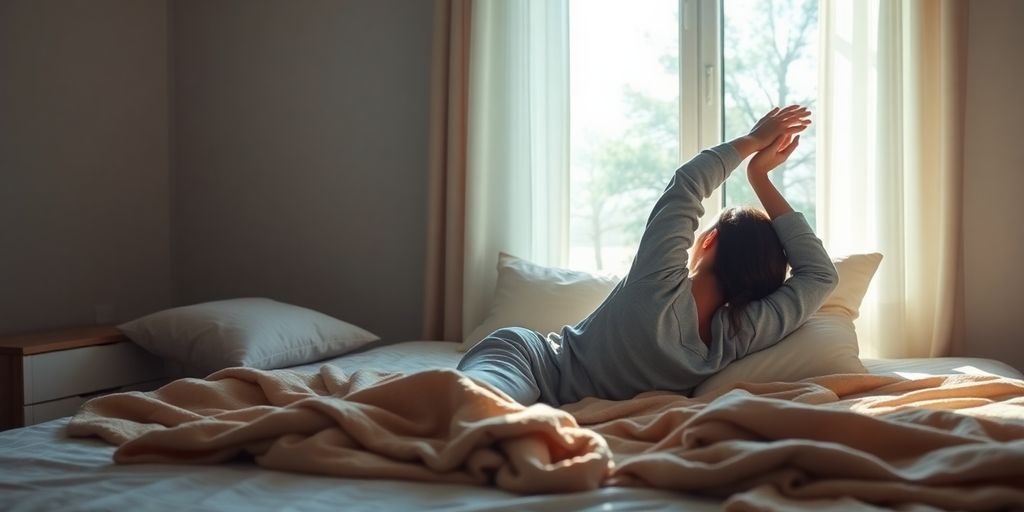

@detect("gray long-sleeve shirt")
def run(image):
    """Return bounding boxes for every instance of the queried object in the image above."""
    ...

[553,143,839,404]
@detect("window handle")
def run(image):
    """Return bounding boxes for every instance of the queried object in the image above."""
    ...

[704,64,714,105]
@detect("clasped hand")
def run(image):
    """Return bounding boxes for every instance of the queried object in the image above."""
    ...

[747,105,810,175]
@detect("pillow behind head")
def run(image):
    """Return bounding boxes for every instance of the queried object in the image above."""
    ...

[119,297,379,375]
[460,253,619,351]
[694,252,883,395]
[820,252,883,319]
[694,312,864,395]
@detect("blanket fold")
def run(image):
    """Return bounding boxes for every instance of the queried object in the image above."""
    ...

[68,366,1024,510]
[68,366,610,493]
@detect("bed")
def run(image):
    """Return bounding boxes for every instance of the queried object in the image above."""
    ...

[9,250,1011,511]
[2,340,1022,512]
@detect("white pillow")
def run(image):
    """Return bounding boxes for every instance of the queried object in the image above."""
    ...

[819,252,883,319]
[119,298,379,375]
[460,253,619,351]
[693,312,866,395]
[694,252,883,394]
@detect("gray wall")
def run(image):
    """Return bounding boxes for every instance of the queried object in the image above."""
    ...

[170,0,433,341]
[0,0,172,332]
[963,0,1024,371]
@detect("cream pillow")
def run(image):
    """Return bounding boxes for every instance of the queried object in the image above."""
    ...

[694,312,865,395]
[694,252,883,394]
[119,298,380,375]
[460,253,619,351]
[819,252,883,319]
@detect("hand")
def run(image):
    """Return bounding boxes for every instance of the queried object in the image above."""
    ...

[748,133,800,176]
[747,105,811,151]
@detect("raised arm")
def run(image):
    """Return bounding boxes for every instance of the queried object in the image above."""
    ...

[626,144,739,281]
[734,130,839,357]
[746,130,800,220]
[629,107,812,280]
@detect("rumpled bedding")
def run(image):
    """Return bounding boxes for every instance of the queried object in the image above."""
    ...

[68,367,1024,511]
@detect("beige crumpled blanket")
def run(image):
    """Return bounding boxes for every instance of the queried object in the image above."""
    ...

[68,367,1024,510]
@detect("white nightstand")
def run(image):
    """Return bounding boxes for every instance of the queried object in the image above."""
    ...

[0,325,172,430]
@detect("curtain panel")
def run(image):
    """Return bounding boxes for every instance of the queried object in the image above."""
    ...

[818,0,968,358]
[423,0,472,341]
[423,0,570,341]
[461,0,570,339]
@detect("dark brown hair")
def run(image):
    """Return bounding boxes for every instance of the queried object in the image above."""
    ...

[708,207,788,333]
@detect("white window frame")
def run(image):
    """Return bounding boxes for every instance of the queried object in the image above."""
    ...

[680,0,725,232]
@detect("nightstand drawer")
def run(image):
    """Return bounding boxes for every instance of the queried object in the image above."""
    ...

[24,377,171,425]
[23,395,86,425]
[23,341,166,405]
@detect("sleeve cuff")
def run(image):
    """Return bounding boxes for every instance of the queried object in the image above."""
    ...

[771,211,814,244]
[707,143,743,174]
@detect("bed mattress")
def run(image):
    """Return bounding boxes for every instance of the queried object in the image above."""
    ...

[1,341,1021,512]
[293,340,1024,380]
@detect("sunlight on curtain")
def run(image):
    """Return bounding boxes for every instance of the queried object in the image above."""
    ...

[818,0,966,358]
[463,0,569,337]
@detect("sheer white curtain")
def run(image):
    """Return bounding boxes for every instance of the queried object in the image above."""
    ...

[818,0,967,358]
[462,0,570,337]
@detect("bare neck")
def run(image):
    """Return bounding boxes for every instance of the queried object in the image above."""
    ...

[690,270,725,345]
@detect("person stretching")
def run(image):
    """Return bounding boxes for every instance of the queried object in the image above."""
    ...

[457,106,839,406]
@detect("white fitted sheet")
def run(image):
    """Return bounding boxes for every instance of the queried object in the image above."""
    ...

[296,340,1024,380]
[862,357,1023,379]
[0,415,712,512]
[2,340,1021,512]
[290,340,464,374]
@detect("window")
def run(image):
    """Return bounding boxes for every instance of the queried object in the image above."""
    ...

[567,0,819,275]
[568,0,679,274]
[721,0,819,226]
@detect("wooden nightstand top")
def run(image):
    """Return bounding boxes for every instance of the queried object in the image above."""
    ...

[0,325,128,356]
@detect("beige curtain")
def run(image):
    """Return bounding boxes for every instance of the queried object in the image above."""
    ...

[462,0,571,340]
[818,0,968,358]
[422,0,472,341]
